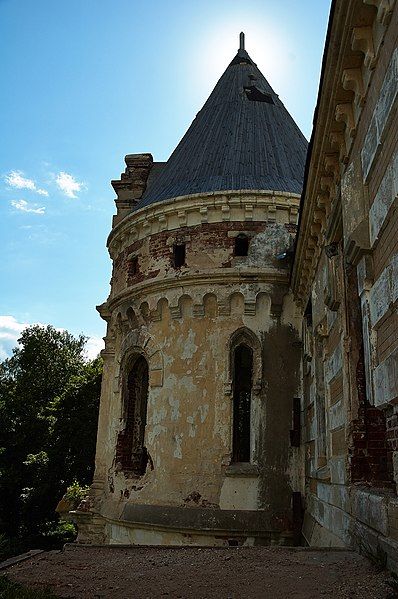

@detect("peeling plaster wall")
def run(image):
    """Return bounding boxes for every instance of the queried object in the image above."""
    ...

[98,286,300,522]
[110,221,296,298]
[88,189,303,544]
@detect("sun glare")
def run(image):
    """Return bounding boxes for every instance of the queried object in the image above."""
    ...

[189,18,294,101]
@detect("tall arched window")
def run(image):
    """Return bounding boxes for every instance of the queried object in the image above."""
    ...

[232,343,253,462]
[116,355,149,475]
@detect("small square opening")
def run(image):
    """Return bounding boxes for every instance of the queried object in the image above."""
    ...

[128,256,138,276]
[173,244,186,268]
[234,234,249,257]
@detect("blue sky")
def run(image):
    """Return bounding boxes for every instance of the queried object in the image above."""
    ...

[0,0,331,360]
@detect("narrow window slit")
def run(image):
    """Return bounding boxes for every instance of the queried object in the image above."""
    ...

[128,256,138,277]
[232,344,253,463]
[234,234,249,257]
[173,243,186,268]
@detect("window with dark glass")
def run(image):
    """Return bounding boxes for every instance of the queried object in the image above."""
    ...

[232,343,253,462]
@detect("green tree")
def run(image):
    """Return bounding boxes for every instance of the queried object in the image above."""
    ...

[0,325,101,552]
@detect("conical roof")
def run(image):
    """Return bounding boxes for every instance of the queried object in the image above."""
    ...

[137,34,307,210]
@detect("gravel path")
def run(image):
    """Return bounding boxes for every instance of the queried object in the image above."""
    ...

[5,545,395,598]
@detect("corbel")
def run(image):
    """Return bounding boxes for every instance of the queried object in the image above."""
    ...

[342,68,365,105]
[200,206,208,223]
[177,210,187,227]
[329,131,348,164]
[245,204,254,221]
[324,154,341,181]
[289,205,299,224]
[158,214,168,231]
[352,26,376,69]
[335,103,356,137]
[364,0,395,25]
[221,204,230,221]
[267,204,277,222]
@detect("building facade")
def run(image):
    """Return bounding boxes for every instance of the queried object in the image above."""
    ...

[77,36,307,546]
[292,0,398,572]
[75,0,398,570]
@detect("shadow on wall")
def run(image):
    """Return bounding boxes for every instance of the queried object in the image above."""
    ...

[257,323,301,529]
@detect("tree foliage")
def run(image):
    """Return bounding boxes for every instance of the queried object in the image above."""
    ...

[0,325,102,553]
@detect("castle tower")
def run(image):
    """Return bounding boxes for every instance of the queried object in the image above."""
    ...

[86,35,307,546]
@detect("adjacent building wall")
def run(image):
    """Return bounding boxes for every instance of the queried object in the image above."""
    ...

[292,0,398,572]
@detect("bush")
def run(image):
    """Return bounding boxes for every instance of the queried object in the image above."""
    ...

[64,481,90,510]
[40,520,76,547]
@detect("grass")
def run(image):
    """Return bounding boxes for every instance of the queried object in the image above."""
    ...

[0,576,59,599]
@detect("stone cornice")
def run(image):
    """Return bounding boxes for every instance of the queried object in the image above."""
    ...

[107,189,300,260]
[103,267,290,315]
[291,0,395,306]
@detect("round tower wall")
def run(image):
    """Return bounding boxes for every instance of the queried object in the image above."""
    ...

[94,190,302,536]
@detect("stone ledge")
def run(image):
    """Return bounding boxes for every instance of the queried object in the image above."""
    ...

[120,503,291,534]
[224,463,260,477]
[108,189,300,258]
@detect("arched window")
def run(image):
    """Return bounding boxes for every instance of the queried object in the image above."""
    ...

[232,343,253,462]
[116,355,149,475]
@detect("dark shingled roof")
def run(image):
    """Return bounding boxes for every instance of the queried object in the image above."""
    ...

[136,39,308,209]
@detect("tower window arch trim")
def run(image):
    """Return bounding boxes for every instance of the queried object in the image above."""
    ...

[228,327,262,464]
[116,353,149,476]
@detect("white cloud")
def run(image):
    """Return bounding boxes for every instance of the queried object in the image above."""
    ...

[55,171,84,198]
[5,170,48,196]
[11,199,45,215]
[0,316,104,362]
[0,316,27,361]
[84,336,105,360]
[0,315,26,333]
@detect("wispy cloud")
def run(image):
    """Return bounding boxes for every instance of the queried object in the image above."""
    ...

[0,316,104,362]
[11,199,45,215]
[55,171,84,198]
[5,170,48,196]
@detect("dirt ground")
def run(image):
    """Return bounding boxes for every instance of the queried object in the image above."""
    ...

[5,545,396,599]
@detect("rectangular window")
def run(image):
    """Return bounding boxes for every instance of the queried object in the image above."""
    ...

[128,256,138,277]
[234,234,249,257]
[173,244,186,268]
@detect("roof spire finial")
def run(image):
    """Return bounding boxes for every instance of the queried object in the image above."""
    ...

[239,32,245,51]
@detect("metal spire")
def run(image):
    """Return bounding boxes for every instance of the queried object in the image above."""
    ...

[239,32,245,51]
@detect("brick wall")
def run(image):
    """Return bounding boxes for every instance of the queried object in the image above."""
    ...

[113,221,296,289]
[349,404,393,486]
[373,205,398,280]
